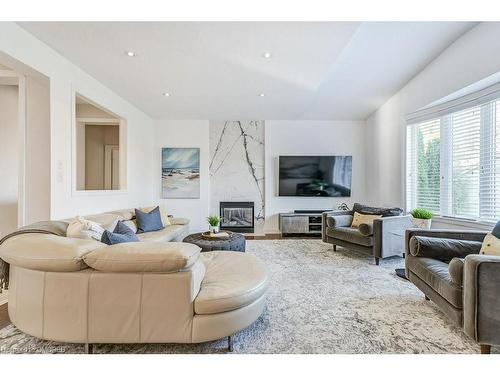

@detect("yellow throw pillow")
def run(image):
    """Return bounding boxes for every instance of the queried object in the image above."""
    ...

[480,233,500,256]
[140,205,171,226]
[351,212,382,228]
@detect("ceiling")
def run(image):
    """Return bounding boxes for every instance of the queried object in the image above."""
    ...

[18,22,476,120]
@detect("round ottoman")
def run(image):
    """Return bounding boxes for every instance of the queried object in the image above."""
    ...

[183,231,246,252]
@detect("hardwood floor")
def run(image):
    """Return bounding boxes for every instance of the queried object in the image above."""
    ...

[245,233,281,240]
[245,234,321,240]
[0,303,9,330]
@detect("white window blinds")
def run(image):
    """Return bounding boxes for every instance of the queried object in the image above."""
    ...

[407,98,500,223]
[406,119,441,214]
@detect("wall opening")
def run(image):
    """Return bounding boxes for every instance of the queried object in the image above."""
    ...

[75,94,126,191]
[0,64,19,236]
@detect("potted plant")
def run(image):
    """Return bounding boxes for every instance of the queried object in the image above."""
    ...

[410,208,433,229]
[207,215,221,234]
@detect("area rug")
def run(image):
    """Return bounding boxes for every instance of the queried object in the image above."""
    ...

[0,290,7,306]
[0,239,490,354]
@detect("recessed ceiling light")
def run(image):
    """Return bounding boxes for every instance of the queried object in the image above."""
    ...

[262,52,272,58]
[125,51,136,57]
[162,92,171,97]
[259,93,265,97]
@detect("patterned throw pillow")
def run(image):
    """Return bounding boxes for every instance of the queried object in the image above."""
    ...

[67,216,105,241]
[351,212,382,228]
[480,221,500,256]
[101,221,139,245]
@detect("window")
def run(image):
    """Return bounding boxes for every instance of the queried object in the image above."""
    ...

[407,98,500,223]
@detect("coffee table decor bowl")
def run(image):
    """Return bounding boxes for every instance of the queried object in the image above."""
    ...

[201,231,230,239]
[183,231,246,252]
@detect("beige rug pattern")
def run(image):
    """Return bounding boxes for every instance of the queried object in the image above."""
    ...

[0,240,494,354]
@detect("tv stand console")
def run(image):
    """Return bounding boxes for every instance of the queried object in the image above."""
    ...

[279,209,332,237]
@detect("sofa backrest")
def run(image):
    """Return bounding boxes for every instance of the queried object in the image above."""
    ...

[0,233,105,272]
[353,203,403,217]
[83,241,201,273]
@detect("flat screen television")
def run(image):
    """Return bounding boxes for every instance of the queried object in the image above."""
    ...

[278,155,352,197]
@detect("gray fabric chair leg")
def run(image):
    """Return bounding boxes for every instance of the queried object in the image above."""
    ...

[84,343,93,354]
[228,336,233,352]
[333,245,337,252]
[375,257,380,266]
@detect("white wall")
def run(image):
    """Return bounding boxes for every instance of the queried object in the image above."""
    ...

[154,120,210,232]
[264,120,367,233]
[24,76,51,225]
[152,120,368,234]
[0,85,19,235]
[366,22,500,218]
[0,23,155,220]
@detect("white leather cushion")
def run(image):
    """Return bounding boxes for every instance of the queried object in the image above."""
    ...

[195,251,268,315]
[83,242,201,272]
[66,216,105,241]
[480,233,500,256]
[0,233,106,272]
[351,212,382,228]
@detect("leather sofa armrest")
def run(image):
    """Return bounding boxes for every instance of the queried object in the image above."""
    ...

[464,254,500,346]
[170,217,190,226]
[373,215,413,258]
[322,211,353,241]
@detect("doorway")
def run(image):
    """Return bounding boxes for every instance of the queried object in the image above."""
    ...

[0,64,19,237]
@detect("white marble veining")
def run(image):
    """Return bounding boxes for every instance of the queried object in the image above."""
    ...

[209,121,265,234]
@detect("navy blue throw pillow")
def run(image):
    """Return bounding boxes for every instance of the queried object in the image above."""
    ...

[101,220,139,245]
[135,206,164,233]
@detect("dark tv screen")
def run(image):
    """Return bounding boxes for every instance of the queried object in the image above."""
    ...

[278,156,352,197]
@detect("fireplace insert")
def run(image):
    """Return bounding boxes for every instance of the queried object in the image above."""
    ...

[220,201,254,233]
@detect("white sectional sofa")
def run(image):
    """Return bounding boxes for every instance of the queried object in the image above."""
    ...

[0,208,268,353]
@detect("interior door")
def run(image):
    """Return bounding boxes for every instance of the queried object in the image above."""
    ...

[104,145,119,190]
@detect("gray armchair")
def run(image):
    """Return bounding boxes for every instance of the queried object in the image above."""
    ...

[322,203,413,265]
[405,229,500,353]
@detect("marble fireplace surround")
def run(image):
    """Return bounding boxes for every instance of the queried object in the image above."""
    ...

[209,121,265,234]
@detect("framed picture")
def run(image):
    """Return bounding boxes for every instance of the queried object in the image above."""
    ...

[161,147,200,199]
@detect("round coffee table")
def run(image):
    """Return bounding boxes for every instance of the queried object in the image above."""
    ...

[183,231,246,252]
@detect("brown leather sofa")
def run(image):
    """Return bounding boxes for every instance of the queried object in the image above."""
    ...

[405,229,500,354]
[0,211,269,353]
